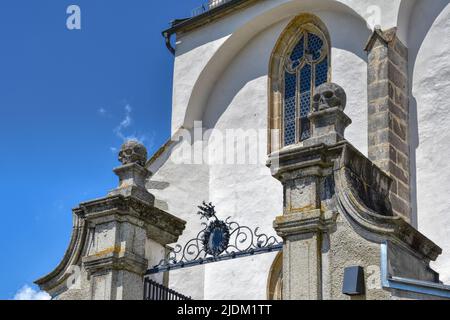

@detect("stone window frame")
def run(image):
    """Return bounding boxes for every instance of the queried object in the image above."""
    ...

[268,13,332,154]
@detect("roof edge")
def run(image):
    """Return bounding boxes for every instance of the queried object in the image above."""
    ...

[162,0,259,37]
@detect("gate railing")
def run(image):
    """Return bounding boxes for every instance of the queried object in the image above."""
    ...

[147,202,283,275]
[191,0,234,17]
[143,278,192,300]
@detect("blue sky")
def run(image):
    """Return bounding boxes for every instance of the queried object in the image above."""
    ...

[0,0,202,299]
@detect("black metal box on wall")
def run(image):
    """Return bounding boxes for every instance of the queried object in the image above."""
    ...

[342,266,365,296]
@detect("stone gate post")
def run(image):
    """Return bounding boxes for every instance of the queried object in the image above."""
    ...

[269,83,351,300]
[35,141,185,300]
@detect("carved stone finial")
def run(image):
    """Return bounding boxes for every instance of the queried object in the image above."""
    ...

[305,82,351,147]
[312,82,347,112]
[110,139,154,205]
[118,140,148,167]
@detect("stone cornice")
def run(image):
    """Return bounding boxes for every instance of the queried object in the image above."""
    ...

[274,210,337,238]
[267,143,340,179]
[78,195,186,243]
[83,251,148,276]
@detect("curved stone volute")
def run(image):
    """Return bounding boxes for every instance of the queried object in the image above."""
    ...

[333,144,441,261]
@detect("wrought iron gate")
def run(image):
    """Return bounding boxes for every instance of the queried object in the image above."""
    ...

[146,202,283,275]
[143,278,192,300]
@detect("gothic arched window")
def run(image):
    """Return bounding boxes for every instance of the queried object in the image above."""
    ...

[269,14,331,152]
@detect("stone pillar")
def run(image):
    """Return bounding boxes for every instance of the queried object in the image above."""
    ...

[35,140,186,300]
[270,83,350,300]
[365,27,411,221]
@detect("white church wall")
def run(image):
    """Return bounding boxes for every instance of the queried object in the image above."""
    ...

[172,35,229,135]
[147,139,210,299]
[406,0,450,283]
[172,0,403,135]
[202,22,284,299]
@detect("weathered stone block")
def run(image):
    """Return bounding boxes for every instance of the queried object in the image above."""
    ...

[287,176,319,213]
[396,152,409,173]
[389,161,409,185]
[394,88,408,110]
[368,80,389,102]
[368,111,390,133]
[397,180,410,202]
[390,115,407,140]
[388,62,407,90]
[390,193,409,218]
[369,144,392,162]
[388,99,407,120]
[368,129,389,146]
[368,58,388,84]
[389,145,397,163]
[389,132,409,156]
[369,97,390,115]
[391,38,408,60]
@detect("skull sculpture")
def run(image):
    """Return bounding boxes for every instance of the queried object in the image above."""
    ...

[312,83,347,112]
[118,140,148,166]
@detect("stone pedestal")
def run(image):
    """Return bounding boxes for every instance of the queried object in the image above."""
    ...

[35,140,186,300]
[275,213,331,300]
[270,145,338,299]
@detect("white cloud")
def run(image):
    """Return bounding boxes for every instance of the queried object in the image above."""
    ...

[103,103,155,154]
[14,285,51,300]
[111,104,149,145]
[113,104,133,140]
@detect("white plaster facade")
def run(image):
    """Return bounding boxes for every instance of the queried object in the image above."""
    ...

[147,0,450,299]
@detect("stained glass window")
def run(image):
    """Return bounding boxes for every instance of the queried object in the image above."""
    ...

[283,30,329,146]
[284,71,297,146]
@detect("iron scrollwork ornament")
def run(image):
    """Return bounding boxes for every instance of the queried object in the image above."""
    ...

[198,202,230,256]
[148,202,282,274]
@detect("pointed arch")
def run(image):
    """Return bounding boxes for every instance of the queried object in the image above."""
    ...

[267,251,283,300]
[268,13,331,154]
